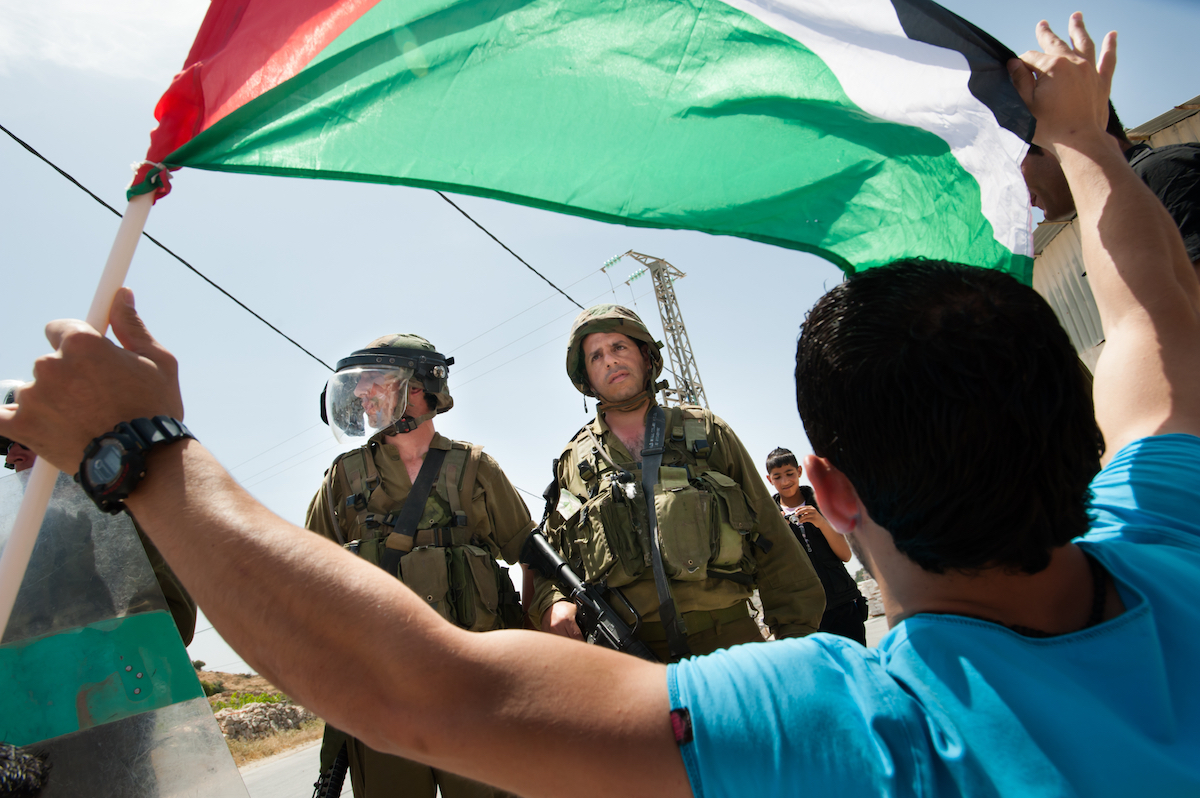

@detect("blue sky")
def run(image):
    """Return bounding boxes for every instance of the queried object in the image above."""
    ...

[2,0,1197,672]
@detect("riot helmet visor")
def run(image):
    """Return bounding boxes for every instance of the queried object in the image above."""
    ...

[324,365,415,444]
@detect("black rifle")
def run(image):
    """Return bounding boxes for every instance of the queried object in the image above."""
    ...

[311,740,348,798]
[520,530,659,662]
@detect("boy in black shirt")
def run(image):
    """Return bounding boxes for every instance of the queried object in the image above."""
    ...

[766,447,868,644]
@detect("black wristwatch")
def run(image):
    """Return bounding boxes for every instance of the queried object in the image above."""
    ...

[76,416,195,514]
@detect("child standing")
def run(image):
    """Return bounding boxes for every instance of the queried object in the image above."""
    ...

[766,447,868,644]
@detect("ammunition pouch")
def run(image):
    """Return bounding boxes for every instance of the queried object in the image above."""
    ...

[560,408,759,587]
[332,440,521,631]
[401,547,453,622]
[571,474,644,589]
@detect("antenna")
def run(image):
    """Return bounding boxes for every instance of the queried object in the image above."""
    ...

[608,251,708,408]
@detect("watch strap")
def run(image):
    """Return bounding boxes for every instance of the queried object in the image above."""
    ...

[78,416,195,514]
[124,416,193,454]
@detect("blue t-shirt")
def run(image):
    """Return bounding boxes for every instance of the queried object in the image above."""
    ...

[669,434,1200,797]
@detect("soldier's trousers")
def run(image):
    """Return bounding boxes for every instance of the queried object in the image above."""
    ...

[324,728,520,798]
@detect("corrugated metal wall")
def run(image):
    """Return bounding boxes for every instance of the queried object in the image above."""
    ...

[1149,114,1200,148]
[1032,223,1105,372]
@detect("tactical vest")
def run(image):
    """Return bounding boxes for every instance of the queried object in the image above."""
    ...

[325,440,522,632]
[552,406,760,590]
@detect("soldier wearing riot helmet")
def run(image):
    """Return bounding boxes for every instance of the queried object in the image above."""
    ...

[532,305,825,662]
[307,334,534,798]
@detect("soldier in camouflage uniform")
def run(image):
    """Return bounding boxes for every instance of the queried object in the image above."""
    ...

[305,335,534,798]
[532,306,824,662]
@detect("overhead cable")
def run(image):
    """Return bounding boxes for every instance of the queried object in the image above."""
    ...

[448,268,599,353]
[435,191,584,309]
[455,287,653,389]
[1,122,336,373]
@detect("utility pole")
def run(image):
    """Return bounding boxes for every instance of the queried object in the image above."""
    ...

[606,251,708,408]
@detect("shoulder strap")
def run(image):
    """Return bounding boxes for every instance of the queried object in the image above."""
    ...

[440,444,471,529]
[378,447,449,574]
[680,407,711,472]
[457,443,485,531]
[586,426,635,482]
[337,446,380,513]
[329,447,379,544]
[642,405,691,662]
[394,448,448,540]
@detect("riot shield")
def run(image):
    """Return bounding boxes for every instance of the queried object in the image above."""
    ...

[0,471,249,796]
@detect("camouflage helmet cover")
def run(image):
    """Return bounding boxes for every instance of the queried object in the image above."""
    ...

[565,305,664,397]
[357,334,454,414]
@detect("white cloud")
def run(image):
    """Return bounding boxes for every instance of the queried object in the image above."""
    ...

[0,0,208,82]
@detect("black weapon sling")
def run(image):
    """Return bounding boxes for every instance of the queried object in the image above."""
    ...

[379,446,448,575]
[312,739,348,798]
[641,404,691,661]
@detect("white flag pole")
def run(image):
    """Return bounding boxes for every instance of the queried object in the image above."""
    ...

[0,191,155,636]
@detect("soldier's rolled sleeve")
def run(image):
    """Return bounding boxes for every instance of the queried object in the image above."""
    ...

[305,471,346,544]
[530,581,568,631]
[709,415,825,638]
[530,457,577,627]
[475,453,537,564]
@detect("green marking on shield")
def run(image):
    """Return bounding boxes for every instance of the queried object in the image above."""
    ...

[0,611,203,746]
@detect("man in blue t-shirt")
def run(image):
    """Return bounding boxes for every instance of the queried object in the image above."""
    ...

[668,18,1200,796]
[2,14,1197,798]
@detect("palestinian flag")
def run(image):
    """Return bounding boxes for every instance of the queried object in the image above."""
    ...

[132,0,1034,280]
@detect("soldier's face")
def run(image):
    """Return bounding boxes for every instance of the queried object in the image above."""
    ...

[353,372,403,428]
[583,332,649,404]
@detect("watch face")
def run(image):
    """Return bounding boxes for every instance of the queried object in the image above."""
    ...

[87,441,127,488]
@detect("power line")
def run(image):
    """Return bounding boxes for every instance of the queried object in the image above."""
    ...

[453,303,580,374]
[447,269,599,353]
[435,191,584,309]
[455,287,654,389]
[238,439,342,491]
[1,121,337,372]
[227,424,325,472]
[3,122,588,368]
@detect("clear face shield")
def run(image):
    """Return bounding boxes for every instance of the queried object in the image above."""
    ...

[324,366,415,444]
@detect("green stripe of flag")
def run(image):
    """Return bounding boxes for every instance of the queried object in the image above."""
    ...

[159,0,1031,280]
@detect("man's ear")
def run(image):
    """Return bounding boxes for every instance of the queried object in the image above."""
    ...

[803,455,860,534]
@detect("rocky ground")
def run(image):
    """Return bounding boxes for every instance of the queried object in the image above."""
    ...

[195,668,281,700]
[196,668,324,766]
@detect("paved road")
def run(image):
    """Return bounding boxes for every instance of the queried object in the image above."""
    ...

[240,741,351,798]
[865,615,889,647]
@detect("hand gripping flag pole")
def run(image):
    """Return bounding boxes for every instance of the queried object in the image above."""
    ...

[0,191,155,637]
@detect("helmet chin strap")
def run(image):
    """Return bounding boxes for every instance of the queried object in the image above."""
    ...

[596,381,662,415]
[385,408,438,435]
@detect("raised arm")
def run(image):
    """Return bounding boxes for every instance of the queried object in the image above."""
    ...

[1012,14,1200,458]
[0,289,690,798]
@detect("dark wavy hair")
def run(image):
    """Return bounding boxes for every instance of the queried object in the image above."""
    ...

[795,260,1103,574]
[765,447,799,473]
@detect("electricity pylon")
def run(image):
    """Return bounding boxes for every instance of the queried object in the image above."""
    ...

[604,251,708,409]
